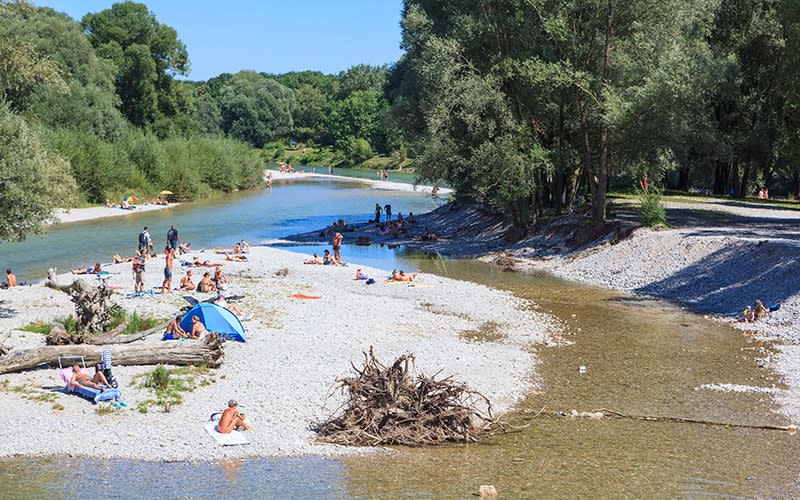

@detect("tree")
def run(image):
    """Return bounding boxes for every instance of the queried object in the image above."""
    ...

[216,71,294,147]
[0,104,77,240]
[81,1,189,126]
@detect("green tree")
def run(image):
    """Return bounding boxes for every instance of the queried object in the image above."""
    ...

[0,105,77,240]
[217,71,294,147]
[81,1,189,126]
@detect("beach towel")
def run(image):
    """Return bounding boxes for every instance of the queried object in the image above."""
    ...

[770,303,781,312]
[291,293,321,299]
[59,367,122,404]
[204,422,250,446]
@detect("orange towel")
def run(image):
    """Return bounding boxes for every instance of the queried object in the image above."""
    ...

[291,293,321,299]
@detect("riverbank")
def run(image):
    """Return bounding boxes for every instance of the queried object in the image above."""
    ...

[54,203,178,224]
[0,246,554,461]
[267,169,453,196]
[291,198,800,421]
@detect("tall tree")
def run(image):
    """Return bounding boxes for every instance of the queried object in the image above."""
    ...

[81,1,189,126]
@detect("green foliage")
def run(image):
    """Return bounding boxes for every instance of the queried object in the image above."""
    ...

[81,1,189,127]
[215,71,295,147]
[0,105,77,240]
[135,364,212,412]
[639,189,668,227]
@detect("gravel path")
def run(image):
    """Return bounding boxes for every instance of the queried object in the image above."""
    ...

[0,246,554,461]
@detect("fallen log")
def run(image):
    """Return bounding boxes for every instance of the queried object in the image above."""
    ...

[0,334,224,375]
[85,319,169,345]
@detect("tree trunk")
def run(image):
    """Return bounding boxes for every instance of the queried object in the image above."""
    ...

[592,0,615,223]
[0,334,224,375]
[740,164,751,198]
[677,164,690,191]
[86,319,169,345]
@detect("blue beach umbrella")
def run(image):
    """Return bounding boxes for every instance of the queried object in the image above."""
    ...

[180,303,246,342]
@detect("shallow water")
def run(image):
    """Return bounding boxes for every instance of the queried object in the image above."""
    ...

[0,179,442,280]
[1,183,799,498]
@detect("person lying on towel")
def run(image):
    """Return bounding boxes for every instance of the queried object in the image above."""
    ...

[217,399,252,433]
[70,365,109,390]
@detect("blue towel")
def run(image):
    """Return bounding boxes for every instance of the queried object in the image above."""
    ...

[770,303,781,312]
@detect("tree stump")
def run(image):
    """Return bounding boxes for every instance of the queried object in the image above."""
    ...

[70,279,116,335]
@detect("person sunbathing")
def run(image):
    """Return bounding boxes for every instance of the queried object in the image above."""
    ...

[189,315,207,339]
[197,272,216,293]
[179,270,195,291]
[322,249,342,266]
[214,294,245,317]
[304,253,323,265]
[164,315,188,339]
[178,242,192,254]
[214,266,228,290]
[193,257,224,267]
[225,253,248,262]
[112,254,133,264]
[70,364,108,390]
[389,269,417,282]
[72,262,102,275]
[355,268,368,280]
[217,399,252,433]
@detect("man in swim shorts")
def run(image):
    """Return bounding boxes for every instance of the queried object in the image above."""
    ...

[161,246,175,294]
[332,232,343,263]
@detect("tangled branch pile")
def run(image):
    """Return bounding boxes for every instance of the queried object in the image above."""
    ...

[315,348,495,446]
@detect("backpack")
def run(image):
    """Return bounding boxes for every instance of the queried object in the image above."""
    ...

[139,231,148,245]
[167,228,177,241]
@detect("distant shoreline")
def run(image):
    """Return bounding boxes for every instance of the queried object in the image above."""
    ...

[53,203,178,225]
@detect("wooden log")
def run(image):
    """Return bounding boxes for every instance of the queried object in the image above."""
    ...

[0,334,224,375]
[45,268,72,293]
[85,319,169,345]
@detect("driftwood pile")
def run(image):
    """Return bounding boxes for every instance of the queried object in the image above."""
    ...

[315,348,495,446]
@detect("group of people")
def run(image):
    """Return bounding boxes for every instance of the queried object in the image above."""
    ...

[737,299,771,323]
[757,187,770,199]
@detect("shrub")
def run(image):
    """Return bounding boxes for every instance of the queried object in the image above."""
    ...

[639,188,667,227]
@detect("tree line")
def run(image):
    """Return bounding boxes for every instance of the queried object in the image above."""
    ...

[2,0,800,241]
[391,0,800,227]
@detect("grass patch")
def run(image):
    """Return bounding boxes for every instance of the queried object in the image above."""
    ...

[22,311,165,336]
[21,315,76,335]
[459,321,507,343]
[133,365,213,413]
[0,378,60,405]
[95,403,121,416]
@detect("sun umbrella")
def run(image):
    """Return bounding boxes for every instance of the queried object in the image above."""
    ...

[158,190,174,195]
[180,302,246,342]
[122,196,138,203]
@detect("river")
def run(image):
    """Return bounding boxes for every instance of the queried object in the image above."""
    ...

[1,178,798,498]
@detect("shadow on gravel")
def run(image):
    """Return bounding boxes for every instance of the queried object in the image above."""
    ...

[635,241,800,314]
[0,300,16,319]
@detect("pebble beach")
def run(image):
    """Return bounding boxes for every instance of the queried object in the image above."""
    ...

[0,245,553,461]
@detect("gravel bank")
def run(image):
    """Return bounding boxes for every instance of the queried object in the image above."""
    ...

[0,246,553,461]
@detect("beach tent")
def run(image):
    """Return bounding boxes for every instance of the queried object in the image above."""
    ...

[180,303,246,342]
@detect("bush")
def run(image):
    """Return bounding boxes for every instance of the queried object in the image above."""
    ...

[639,188,667,227]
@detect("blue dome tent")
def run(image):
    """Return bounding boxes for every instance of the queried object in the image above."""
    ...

[180,303,246,342]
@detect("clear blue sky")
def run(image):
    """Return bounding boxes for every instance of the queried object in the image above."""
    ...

[33,1,405,81]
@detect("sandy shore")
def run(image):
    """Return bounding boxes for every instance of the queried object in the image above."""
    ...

[54,203,178,224]
[268,169,453,195]
[0,246,554,461]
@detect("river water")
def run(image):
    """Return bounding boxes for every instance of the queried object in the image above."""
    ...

[1,179,798,498]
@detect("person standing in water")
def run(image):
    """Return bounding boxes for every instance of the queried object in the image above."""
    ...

[374,203,382,224]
